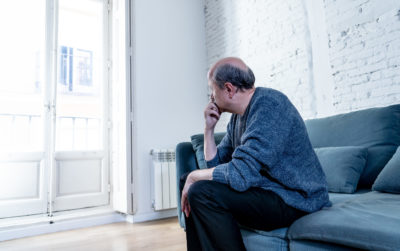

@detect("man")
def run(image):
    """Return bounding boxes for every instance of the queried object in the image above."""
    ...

[180,57,331,251]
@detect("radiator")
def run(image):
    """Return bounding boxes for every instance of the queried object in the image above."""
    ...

[151,149,177,211]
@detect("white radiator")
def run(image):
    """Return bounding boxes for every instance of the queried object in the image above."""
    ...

[151,149,177,211]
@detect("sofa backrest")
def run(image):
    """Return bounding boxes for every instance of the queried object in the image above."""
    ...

[305,104,400,188]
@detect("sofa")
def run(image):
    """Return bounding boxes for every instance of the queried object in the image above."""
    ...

[175,104,400,251]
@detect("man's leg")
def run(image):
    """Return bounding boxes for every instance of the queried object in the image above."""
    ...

[179,172,202,251]
[187,180,308,251]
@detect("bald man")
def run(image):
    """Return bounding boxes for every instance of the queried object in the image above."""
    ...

[180,57,331,251]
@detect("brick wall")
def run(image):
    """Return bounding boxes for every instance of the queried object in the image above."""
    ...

[204,0,400,131]
[204,0,316,132]
[324,0,400,113]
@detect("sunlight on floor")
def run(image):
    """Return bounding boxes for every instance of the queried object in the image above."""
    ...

[0,217,186,251]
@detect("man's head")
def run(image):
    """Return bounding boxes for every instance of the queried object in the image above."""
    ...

[208,57,255,91]
[207,57,255,114]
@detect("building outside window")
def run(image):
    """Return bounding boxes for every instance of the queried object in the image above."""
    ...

[59,46,93,93]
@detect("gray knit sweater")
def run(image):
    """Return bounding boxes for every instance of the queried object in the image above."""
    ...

[208,87,331,213]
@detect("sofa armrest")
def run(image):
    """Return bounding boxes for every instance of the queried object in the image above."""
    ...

[176,142,199,228]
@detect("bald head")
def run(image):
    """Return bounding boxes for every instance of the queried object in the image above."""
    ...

[208,57,248,78]
[208,57,255,91]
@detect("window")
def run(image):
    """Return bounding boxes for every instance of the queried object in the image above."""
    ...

[56,0,105,151]
[0,0,111,219]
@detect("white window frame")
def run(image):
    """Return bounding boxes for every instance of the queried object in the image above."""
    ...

[109,0,133,215]
[0,0,115,219]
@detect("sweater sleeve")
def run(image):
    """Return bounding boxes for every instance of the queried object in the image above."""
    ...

[212,97,293,192]
[206,120,234,168]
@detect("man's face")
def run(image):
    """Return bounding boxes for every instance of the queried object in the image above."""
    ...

[208,80,224,113]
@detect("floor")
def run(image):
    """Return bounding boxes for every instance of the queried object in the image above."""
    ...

[0,217,186,251]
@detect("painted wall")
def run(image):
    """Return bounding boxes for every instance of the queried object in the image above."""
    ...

[324,0,400,113]
[131,0,208,220]
[130,0,400,221]
[204,0,400,133]
[204,0,317,132]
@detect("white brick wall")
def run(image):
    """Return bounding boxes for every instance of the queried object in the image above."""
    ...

[324,0,400,113]
[204,0,400,131]
[204,0,316,132]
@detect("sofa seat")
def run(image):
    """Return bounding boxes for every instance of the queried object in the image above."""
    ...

[241,227,289,251]
[288,191,400,251]
[289,239,364,251]
[239,189,372,251]
[328,188,370,204]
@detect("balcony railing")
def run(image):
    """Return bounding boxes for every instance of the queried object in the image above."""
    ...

[0,113,101,152]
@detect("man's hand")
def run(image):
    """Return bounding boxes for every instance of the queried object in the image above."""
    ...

[204,102,221,130]
[204,101,219,162]
[181,174,194,218]
[181,168,215,217]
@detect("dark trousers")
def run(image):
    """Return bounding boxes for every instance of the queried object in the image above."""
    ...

[179,172,308,251]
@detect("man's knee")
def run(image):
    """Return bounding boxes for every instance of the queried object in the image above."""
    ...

[187,180,218,207]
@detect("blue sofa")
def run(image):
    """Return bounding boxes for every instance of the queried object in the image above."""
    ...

[176,104,400,250]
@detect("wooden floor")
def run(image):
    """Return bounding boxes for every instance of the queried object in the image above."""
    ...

[0,217,186,251]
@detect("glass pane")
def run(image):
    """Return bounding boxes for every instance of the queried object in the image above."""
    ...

[56,0,105,151]
[0,0,45,153]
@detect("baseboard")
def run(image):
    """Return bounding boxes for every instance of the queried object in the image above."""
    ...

[0,211,125,242]
[126,208,177,223]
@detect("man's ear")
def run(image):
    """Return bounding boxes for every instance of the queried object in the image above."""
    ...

[224,82,236,98]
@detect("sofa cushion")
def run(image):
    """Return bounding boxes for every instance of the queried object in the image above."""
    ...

[314,146,368,193]
[190,133,226,169]
[289,240,360,251]
[305,104,400,188]
[305,105,400,148]
[288,191,400,250]
[360,145,398,188]
[372,146,400,193]
[241,225,288,239]
[240,227,288,251]
[328,188,370,204]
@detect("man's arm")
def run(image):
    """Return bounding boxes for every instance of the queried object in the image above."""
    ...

[204,129,217,161]
[212,98,293,192]
[204,101,234,167]
[181,101,220,217]
[180,167,215,217]
[203,101,220,161]
[205,129,234,168]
